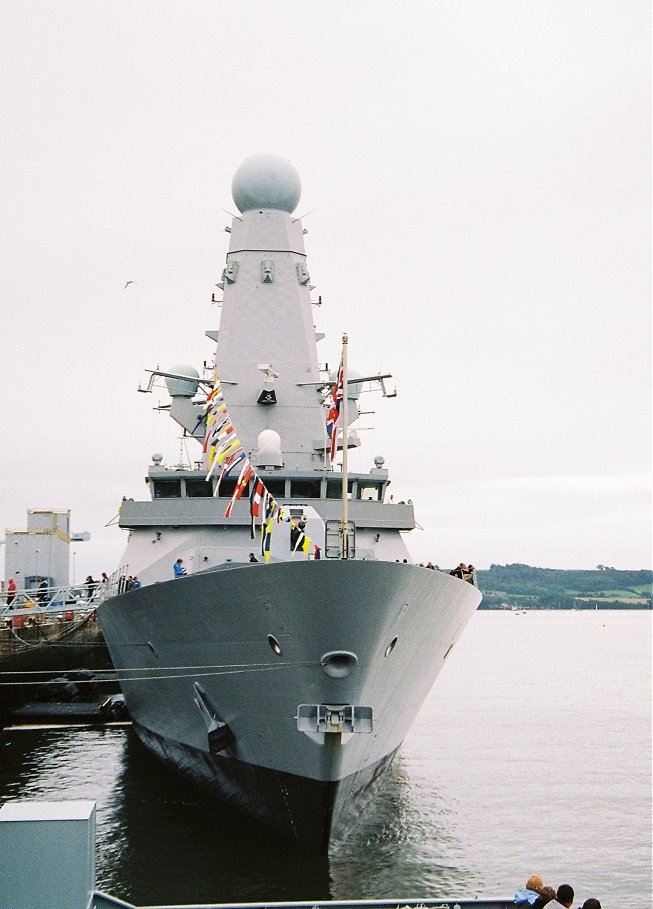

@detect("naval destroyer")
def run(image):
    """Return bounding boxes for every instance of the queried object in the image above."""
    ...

[98,154,481,850]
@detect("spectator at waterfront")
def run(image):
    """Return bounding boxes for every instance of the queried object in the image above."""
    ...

[173,558,187,578]
[515,875,546,905]
[554,885,574,908]
[37,578,48,606]
[6,577,17,608]
[533,886,557,908]
[581,900,601,909]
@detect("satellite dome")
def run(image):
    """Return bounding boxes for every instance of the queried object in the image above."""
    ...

[256,429,283,467]
[165,364,200,398]
[330,366,362,400]
[232,154,301,214]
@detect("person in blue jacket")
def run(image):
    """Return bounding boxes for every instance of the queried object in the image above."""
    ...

[173,558,187,579]
[515,876,547,906]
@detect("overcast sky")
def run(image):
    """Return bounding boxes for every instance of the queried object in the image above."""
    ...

[1,1,650,581]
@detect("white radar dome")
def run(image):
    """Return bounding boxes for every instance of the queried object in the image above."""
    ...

[165,364,200,398]
[330,366,363,400]
[232,154,301,214]
[256,429,283,467]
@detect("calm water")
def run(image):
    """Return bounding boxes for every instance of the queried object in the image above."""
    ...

[0,612,650,908]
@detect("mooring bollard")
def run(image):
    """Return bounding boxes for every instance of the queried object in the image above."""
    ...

[0,799,96,909]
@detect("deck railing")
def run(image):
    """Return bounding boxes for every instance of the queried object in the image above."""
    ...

[1,562,476,618]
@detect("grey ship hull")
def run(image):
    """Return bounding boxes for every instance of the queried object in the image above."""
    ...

[99,559,480,849]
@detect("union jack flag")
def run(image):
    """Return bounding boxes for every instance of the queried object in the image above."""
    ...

[326,357,344,463]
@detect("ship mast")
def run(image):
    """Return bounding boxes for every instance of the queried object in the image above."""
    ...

[340,333,349,559]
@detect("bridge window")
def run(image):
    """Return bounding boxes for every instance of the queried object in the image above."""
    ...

[216,479,238,498]
[290,479,321,498]
[153,480,182,498]
[262,478,287,498]
[185,479,213,498]
[357,483,382,502]
[326,479,353,499]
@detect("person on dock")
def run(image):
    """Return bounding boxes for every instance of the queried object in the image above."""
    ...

[37,578,48,606]
[173,558,187,578]
[6,577,17,608]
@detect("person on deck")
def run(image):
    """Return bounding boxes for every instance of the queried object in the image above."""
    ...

[173,558,187,578]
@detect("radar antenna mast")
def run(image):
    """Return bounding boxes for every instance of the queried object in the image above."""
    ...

[340,334,349,559]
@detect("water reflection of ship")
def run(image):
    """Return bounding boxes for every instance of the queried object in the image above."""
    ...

[105,735,480,905]
[102,730,332,906]
[329,752,482,899]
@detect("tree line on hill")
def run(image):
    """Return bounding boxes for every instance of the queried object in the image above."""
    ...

[475,564,652,609]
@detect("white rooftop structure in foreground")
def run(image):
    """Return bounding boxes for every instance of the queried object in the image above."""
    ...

[0,799,95,909]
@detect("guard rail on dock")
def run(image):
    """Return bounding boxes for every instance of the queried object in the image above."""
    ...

[1,581,103,616]
[0,800,512,909]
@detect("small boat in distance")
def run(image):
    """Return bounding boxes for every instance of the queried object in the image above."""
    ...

[98,154,482,850]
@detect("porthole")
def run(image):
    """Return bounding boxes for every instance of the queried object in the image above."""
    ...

[267,634,282,656]
[384,636,398,657]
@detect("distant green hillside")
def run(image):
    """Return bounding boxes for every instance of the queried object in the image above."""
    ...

[476,564,652,609]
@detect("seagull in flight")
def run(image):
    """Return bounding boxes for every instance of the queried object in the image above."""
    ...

[124,280,136,289]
